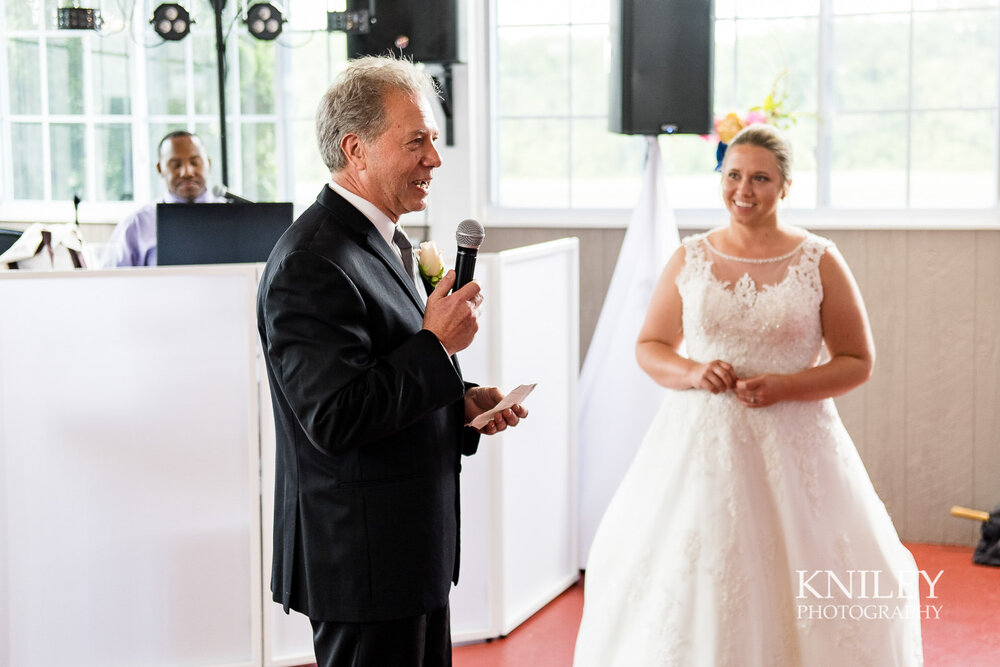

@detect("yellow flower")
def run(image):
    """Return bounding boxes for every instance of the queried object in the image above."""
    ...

[716,112,745,144]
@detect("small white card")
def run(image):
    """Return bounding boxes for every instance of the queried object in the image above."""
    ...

[469,383,537,430]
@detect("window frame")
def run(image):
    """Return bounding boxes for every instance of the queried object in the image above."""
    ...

[484,0,1000,228]
[0,1,291,224]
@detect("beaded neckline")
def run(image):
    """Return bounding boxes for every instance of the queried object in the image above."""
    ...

[703,236,808,265]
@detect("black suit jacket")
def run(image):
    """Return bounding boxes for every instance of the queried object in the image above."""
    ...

[257,186,479,622]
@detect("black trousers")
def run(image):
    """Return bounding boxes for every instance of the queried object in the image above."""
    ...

[310,603,452,667]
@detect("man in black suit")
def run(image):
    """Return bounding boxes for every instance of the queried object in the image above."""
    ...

[256,56,527,666]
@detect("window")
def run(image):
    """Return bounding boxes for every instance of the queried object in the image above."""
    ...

[491,0,647,209]
[0,0,348,215]
[491,0,1000,211]
[3,0,134,203]
[3,1,995,217]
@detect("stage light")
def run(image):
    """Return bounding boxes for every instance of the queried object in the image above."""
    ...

[151,3,192,41]
[57,5,102,31]
[327,9,370,34]
[245,3,284,41]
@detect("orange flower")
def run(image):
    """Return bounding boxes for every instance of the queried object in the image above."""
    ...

[715,112,745,144]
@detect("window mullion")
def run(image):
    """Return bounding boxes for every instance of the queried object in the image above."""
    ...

[83,33,95,201]
[39,26,51,201]
[996,8,1000,207]
[0,9,10,200]
[276,38,294,202]
[905,6,915,208]
[816,0,833,208]
[228,33,241,192]
[731,18,740,112]
[566,24,573,208]
[132,12,151,204]
[186,34,195,125]
[488,0,500,206]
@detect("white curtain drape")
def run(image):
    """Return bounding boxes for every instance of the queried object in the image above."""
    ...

[577,136,680,566]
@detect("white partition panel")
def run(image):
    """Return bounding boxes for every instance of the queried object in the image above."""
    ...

[496,241,579,633]
[0,244,579,659]
[0,267,262,667]
[447,435,495,639]
[452,238,580,641]
[257,346,316,667]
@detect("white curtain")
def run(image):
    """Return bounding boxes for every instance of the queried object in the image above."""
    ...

[577,136,680,566]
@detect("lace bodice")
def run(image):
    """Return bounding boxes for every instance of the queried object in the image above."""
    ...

[676,230,834,378]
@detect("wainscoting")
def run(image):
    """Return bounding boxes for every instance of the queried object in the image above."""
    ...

[13,219,996,547]
[483,226,1000,548]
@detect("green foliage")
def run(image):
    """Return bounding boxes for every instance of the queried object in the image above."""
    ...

[243,123,278,201]
[98,125,133,201]
[50,123,86,200]
[7,38,41,114]
[11,123,43,199]
[46,38,85,115]
[239,38,277,115]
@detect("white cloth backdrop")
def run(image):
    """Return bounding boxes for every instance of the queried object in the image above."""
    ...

[577,136,680,566]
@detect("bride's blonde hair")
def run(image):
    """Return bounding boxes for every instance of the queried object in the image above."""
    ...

[726,124,793,185]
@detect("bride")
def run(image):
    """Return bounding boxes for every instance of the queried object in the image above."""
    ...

[573,124,923,666]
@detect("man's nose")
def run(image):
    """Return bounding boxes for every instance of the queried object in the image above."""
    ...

[424,142,442,168]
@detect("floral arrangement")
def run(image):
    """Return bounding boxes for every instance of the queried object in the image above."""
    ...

[712,70,798,170]
[416,241,445,291]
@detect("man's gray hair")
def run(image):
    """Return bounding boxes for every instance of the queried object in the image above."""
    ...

[316,56,439,173]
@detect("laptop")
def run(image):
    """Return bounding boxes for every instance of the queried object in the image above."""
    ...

[156,202,293,266]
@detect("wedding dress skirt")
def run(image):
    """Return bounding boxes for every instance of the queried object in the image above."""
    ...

[573,232,923,666]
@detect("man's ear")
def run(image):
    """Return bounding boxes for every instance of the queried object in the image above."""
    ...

[340,133,366,169]
[156,162,164,177]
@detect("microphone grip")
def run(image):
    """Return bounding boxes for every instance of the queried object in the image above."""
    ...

[454,246,478,291]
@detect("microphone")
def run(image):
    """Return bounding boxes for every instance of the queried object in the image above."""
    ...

[212,184,253,204]
[454,218,485,292]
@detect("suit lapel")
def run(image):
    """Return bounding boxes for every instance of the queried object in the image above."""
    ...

[362,229,427,315]
[316,187,426,316]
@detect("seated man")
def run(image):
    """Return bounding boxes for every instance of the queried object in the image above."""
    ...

[106,131,224,267]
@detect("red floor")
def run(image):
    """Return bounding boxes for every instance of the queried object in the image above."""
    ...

[454,543,1000,667]
[913,543,1000,667]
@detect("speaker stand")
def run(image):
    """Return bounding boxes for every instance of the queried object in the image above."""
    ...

[433,63,455,146]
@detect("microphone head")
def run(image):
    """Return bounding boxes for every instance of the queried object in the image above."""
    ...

[211,184,227,198]
[456,218,485,249]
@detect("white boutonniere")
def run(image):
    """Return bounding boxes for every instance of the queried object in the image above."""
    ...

[416,241,445,289]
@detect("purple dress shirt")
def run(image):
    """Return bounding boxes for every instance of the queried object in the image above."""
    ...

[107,190,224,267]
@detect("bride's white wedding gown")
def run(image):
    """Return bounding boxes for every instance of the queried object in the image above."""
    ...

[573,231,923,666]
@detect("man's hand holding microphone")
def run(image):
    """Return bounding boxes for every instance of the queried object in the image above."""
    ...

[421,218,486,356]
[422,270,482,357]
[419,219,528,434]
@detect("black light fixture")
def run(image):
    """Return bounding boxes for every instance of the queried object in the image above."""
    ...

[57,4,102,31]
[245,3,284,40]
[327,9,370,34]
[151,3,192,41]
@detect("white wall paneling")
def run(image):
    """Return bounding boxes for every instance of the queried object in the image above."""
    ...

[452,238,581,641]
[0,266,264,667]
[0,241,581,661]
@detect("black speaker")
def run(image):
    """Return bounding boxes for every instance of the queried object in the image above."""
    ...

[609,0,714,135]
[346,0,459,64]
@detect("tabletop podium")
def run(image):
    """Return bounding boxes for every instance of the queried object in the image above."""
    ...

[0,239,578,666]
